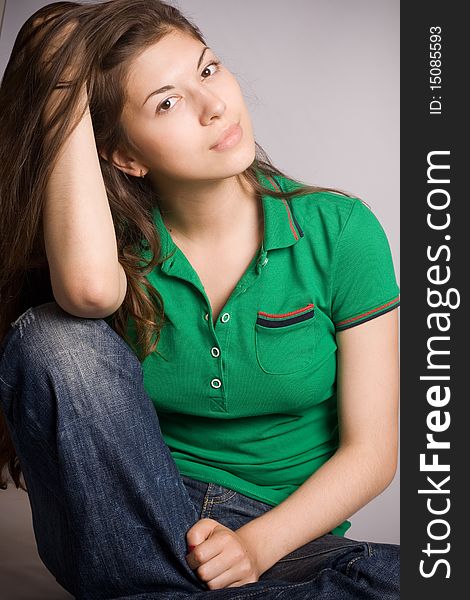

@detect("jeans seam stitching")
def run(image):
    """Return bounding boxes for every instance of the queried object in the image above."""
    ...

[211,490,238,503]
[277,543,363,563]
[201,490,211,519]
[345,554,366,577]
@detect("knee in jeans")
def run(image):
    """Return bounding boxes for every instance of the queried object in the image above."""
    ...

[2,301,141,382]
[6,302,95,355]
[1,302,146,428]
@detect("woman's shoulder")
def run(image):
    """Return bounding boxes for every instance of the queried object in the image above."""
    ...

[272,172,362,238]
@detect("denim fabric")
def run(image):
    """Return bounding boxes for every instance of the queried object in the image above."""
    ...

[0,302,399,599]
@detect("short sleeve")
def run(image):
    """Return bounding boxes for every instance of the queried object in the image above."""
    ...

[330,199,400,331]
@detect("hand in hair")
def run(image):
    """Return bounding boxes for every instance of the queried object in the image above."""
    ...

[30,12,83,86]
[28,12,89,134]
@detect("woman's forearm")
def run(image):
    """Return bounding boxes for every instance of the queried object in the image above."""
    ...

[42,84,126,318]
[236,444,397,576]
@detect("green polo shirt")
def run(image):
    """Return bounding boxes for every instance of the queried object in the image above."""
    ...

[121,169,400,537]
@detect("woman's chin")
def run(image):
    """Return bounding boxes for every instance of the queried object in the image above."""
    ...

[211,142,256,176]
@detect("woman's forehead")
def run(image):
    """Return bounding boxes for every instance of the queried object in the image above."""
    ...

[133,30,206,74]
[124,30,208,108]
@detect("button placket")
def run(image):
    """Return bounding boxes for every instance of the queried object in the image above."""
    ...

[204,269,255,412]
[207,318,224,401]
[208,308,233,413]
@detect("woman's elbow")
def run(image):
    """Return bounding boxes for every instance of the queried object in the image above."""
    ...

[377,447,398,490]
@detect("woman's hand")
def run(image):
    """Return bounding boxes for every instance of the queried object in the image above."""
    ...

[185,518,262,590]
[31,14,81,81]
[30,15,89,135]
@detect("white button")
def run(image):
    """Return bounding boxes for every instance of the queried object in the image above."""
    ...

[210,378,222,389]
[211,347,220,357]
[220,312,230,323]
[204,313,209,320]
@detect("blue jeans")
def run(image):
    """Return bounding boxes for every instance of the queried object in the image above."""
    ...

[0,302,399,599]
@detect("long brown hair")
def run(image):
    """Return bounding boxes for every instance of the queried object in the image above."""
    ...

[0,0,357,491]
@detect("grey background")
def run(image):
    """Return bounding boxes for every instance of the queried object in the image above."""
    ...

[0,1,400,598]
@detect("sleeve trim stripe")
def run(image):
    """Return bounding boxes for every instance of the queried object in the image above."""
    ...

[335,295,400,327]
[335,300,400,331]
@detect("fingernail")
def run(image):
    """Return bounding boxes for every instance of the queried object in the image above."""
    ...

[188,544,196,552]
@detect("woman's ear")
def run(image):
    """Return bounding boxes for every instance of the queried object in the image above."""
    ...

[100,147,145,178]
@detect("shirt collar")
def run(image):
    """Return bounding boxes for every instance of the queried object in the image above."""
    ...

[152,168,304,264]
[255,169,304,251]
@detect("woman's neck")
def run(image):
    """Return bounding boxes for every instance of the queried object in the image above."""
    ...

[154,174,261,248]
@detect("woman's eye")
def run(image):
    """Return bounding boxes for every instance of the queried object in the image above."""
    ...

[156,61,221,115]
[201,60,221,78]
[156,97,178,114]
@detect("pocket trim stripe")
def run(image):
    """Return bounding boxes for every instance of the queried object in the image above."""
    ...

[256,304,315,328]
[258,303,314,319]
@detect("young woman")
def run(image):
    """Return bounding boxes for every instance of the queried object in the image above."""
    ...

[0,1,400,598]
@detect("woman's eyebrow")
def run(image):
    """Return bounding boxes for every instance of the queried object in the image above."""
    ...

[142,46,211,107]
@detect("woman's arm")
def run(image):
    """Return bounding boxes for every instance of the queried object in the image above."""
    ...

[35,18,126,318]
[42,84,127,319]
[235,308,399,576]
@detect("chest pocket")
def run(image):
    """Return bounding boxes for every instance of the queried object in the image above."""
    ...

[254,301,316,375]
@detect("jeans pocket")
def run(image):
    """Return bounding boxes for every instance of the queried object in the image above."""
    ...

[206,483,238,504]
[200,484,274,532]
[277,535,366,563]
[201,483,238,520]
[344,543,371,578]
[260,536,370,585]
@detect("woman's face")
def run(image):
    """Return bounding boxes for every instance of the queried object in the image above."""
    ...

[117,29,256,188]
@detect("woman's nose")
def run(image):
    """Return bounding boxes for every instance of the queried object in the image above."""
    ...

[198,89,226,124]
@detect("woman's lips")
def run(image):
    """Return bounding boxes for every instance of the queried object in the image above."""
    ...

[210,123,242,151]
